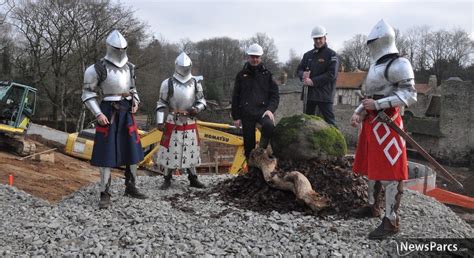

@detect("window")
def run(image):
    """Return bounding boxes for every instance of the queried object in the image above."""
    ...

[338,95,343,104]
[23,90,36,116]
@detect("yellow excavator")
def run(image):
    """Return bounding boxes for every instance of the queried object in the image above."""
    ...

[0,81,37,156]
[65,120,260,174]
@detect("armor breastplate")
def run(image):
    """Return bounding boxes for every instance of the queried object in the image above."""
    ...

[100,63,132,94]
[168,80,196,112]
[365,62,394,97]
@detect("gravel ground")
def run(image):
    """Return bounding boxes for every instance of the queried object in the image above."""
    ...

[1,175,473,256]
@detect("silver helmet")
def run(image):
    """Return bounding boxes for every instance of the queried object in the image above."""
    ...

[104,30,128,67]
[173,52,192,83]
[367,19,398,63]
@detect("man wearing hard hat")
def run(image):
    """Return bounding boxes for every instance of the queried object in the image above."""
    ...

[297,25,339,126]
[231,43,280,159]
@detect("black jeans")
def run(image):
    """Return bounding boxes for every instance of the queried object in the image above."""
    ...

[241,115,275,159]
[305,100,337,126]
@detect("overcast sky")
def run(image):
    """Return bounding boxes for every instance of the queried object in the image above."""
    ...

[120,0,473,62]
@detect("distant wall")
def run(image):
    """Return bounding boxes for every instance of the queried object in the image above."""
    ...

[406,94,431,117]
[437,80,473,166]
[409,80,473,167]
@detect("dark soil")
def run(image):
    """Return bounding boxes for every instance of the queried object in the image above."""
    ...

[187,156,369,217]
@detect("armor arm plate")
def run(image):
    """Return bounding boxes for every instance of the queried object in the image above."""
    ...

[85,100,102,117]
[354,103,364,114]
[194,81,207,112]
[376,58,417,109]
[156,80,170,124]
[128,63,140,104]
[375,83,417,110]
[82,65,102,116]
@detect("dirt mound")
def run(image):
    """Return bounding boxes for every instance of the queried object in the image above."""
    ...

[0,139,122,203]
[207,157,368,216]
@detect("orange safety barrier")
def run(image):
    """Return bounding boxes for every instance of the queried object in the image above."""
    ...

[426,188,474,210]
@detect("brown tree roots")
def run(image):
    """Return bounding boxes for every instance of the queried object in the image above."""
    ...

[248,148,329,212]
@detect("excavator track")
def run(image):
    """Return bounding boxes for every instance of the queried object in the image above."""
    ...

[0,133,36,156]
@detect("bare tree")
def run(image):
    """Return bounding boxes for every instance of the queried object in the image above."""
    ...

[339,34,369,71]
[405,26,425,70]
[0,0,14,25]
[192,37,243,101]
[447,28,473,67]
[283,48,300,78]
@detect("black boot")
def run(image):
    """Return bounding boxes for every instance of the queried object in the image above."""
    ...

[124,166,147,199]
[259,136,270,149]
[368,217,400,239]
[99,191,111,209]
[188,174,206,188]
[160,174,172,190]
[125,184,147,199]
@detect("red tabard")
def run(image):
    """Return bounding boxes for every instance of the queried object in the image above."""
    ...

[353,107,408,180]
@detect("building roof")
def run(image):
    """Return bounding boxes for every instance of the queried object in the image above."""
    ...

[336,72,367,89]
[415,83,432,94]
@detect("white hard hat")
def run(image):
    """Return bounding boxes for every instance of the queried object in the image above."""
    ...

[311,25,327,38]
[246,43,264,56]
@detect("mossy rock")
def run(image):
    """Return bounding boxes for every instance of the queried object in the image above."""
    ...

[272,114,347,160]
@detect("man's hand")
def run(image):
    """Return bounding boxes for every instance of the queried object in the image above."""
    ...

[303,71,310,80]
[262,110,275,125]
[233,119,241,128]
[350,112,367,127]
[303,77,314,87]
[362,99,377,110]
[97,113,109,126]
[157,123,165,131]
[131,101,138,113]
[350,113,360,127]
[188,107,198,116]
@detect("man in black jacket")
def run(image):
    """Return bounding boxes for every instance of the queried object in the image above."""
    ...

[297,25,339,126]
[232,43,280,159]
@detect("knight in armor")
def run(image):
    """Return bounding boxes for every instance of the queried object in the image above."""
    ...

[350,20,417,239]
[231,43,279,160]
[82,30,147,209]
[155,52,207,190]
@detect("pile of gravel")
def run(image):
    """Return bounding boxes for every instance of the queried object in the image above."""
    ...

[0,175,472,256]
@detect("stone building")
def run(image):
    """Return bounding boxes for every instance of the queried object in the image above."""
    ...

[405,77,473,166]
[333,72,366,106]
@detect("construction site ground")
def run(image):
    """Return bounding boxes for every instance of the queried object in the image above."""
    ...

[0,138,472,224]
[0,140,123,203]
